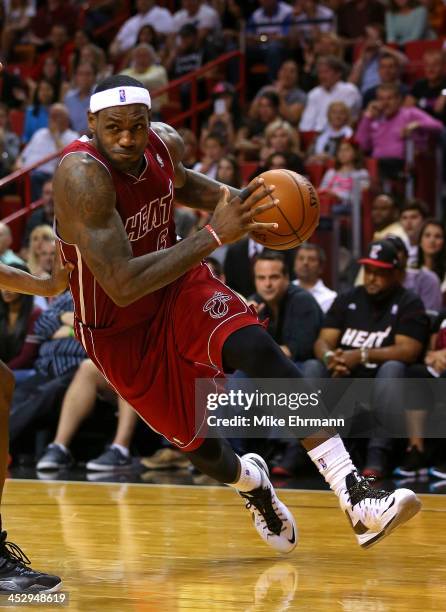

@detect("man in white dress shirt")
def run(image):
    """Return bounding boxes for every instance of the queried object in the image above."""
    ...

[300,56,362,132]
[292,243,337,313]
[172,0,221,42]
[109,0,174,58]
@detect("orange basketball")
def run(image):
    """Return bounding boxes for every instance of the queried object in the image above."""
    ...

[249,169,320,250]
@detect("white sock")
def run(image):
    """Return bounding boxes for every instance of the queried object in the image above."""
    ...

[307,435,355,497]
[111,443,129,457]
[227,455,262,492]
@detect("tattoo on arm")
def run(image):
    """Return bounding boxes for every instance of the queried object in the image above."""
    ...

[54,154,216,307]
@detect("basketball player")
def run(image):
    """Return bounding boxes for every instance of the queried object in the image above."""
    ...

[0,255,70,592]
[54,75,421,553]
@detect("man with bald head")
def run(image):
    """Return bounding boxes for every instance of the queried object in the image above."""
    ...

[355,194,409,286]
[15,104,79,199]
[371,194,409,243]
[406,50,446,124]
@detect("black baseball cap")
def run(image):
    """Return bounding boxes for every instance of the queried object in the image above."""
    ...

[358,239,400,269]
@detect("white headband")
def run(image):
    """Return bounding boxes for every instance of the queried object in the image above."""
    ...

[90,86,151,113]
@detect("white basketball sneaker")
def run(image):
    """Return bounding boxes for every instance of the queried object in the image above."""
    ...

[341,471,422,549]
[238,453,297,554]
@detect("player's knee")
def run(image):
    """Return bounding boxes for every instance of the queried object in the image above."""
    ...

[0,363,15,407]
[223,326,279,376]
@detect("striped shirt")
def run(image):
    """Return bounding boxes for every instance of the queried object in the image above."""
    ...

[34,291,86,377]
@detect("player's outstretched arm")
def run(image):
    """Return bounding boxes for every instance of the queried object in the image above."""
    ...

[54,153,278,307]
[151,122,241,211]
[0,246,72,296]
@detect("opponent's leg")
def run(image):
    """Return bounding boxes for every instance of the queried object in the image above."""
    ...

[0,361,61,592]
[222,326,421,549]
[185,437,297,553]
[0,363,14,503]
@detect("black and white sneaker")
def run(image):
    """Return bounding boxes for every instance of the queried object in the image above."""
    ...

[36,444,73,471]
[341,471,421,549]
[86,446,133,471]
[429,463,446,479]
[238,453,297,553]
[393,447,428,477]
[0,530,61,593]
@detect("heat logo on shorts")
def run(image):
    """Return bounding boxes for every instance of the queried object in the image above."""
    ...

[203,291,232,319]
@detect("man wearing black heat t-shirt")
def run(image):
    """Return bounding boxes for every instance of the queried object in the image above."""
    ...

[305,239,430,477]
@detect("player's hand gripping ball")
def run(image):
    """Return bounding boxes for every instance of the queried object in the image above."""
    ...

[247,169,320,250]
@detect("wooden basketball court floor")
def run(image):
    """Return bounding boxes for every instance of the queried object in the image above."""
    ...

[2,479,446,612]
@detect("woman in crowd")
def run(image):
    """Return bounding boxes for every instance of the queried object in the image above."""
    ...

[137,25,162,53]
[260,119,303,165]
[22,79,56,144]
[27,56,65,103]
[256,60,307,126]
[215,155,242,188]
[26,225,55,276]
[417,219,446,293]
[0,263,41,383]
[386,0,429,45]
[235,91,281,159]
[120,44,168,117]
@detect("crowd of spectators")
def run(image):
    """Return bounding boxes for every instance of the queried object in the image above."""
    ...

[1,0,446,484]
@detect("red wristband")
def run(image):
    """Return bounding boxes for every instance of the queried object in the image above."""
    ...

[204,224,222,247]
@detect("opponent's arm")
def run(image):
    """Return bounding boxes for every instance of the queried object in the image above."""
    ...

[54,153,278,308]
[152,122,241,211]
[0,247,72,296]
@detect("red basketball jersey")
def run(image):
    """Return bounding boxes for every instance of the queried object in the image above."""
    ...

[57,129,176,336]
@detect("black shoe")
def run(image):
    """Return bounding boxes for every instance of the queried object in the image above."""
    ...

[341,471,421,548]
[0,531,62,593]
[429,463,446,479]
[393,447,428,477]
[86,446,133,471]
[36,444,73,471]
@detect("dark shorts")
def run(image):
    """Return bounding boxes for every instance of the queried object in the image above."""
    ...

[77,263,260,451]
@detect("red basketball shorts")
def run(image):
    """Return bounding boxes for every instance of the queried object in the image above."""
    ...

[80,263,261,451]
